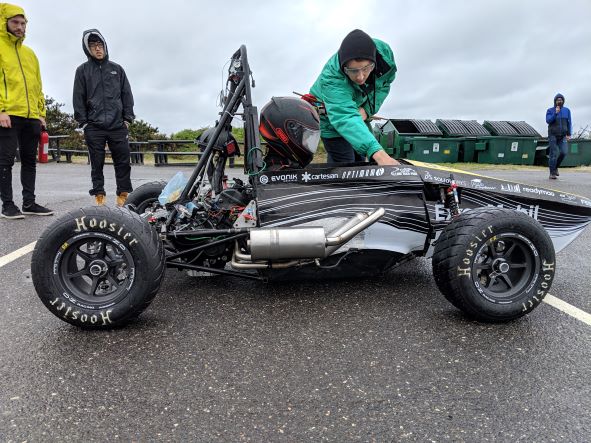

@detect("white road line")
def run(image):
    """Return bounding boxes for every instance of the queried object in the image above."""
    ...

[544,294,591,326]
[0,241,36,269]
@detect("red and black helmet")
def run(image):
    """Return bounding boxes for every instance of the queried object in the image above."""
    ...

[259,97,320,168]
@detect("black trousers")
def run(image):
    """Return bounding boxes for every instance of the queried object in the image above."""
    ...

[84,126,133,196]
[322,136,366,163]
[0,116,41,208]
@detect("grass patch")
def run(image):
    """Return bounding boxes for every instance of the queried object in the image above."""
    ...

[61,154,591,173]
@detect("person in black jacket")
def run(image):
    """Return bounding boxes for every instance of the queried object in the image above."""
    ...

[73,29,134,206]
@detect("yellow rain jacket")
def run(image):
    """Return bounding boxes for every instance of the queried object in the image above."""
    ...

[0,3,45,119]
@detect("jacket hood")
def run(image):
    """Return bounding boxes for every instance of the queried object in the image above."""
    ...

[0,3,26,44]
[82,28,108,60]
[338,29,376,70]
[554,93,565,105]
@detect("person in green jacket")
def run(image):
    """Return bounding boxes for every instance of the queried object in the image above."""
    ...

[310,29,399,165]
[0,3,53,219]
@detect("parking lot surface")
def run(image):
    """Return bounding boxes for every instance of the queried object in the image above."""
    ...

[1,163,589,442]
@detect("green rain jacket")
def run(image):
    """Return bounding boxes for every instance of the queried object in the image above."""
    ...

[310,38,396,159]
[0,3,45,119]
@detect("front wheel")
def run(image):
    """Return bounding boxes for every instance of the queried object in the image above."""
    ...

[126,180,166,214]
[432,208,555,322]
[31,206,166,328]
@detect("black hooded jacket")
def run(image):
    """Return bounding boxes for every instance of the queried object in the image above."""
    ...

[73,29,134,130]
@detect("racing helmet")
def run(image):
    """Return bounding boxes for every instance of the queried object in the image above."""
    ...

[259,97,320,168]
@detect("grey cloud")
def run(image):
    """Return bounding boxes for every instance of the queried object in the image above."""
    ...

[17,0,591,136]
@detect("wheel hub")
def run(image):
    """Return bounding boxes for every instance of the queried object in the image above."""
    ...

[88,260,108,277]
[492,258,511,274]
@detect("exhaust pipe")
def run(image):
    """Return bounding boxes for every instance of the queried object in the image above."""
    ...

[232,208,385,268]
[325,207,385,249]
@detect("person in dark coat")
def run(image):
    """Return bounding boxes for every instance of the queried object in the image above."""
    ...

[545,93,572,180]
[73,29,135,206]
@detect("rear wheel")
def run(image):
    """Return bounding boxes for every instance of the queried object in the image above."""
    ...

[432,208,555,322]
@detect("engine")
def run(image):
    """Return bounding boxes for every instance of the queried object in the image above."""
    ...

[145,178,254,269]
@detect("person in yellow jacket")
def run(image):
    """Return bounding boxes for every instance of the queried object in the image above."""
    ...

[0,3,53,219]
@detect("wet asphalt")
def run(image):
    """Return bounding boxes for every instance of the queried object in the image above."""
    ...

[0,163,589,442]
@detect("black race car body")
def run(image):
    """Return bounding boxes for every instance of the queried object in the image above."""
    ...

[256,161,591,257]
[30,45,591,328]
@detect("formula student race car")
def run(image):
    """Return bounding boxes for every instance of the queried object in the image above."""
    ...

[31,46,591,329]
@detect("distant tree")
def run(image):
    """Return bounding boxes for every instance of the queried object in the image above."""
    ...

[44,96,83,148]
[171,128,205,141]
[128,119,166,141]
[573,125,590,139]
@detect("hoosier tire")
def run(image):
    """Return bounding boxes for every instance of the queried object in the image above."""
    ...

[126,180,167,213]
[31,206,165,329]
[432,208,555,322]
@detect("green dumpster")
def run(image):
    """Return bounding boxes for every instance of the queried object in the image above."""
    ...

[383,119,462,163]
[478,121,538,165]
[534,138,591,167]
[436,119,490,162]
[374,120,403,157]
[403,136,461,163]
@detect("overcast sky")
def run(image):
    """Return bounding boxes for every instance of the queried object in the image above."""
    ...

[14,0,591,136]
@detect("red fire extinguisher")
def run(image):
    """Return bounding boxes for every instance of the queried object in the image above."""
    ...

[38,129,49,163]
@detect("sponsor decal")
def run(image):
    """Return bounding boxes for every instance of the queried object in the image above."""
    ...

[73,217,138,246]
[523,259,555,313]
[558,193,576,202]
[49,297,113,326]
[390,167,419,177]
[435,203,539,222]
[341,167,385,179]
[301,171,339,183]
[469,179,496,190]
[456,225,494,278]
[521,186,555,197]
[423,171,467,186]
[262,173,299,183]
[580,199,591,207]
[500,183,521,193]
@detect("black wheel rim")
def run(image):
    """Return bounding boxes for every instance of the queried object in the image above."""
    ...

[135,198,159,214]
[472,232,540,303]
[54,233,135,306]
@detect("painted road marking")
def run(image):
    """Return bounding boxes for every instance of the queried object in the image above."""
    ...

[544,294,591,326]
[0,241,36,269]
[0,242,590,326]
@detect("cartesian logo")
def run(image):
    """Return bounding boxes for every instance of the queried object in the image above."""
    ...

[301,171,339,183]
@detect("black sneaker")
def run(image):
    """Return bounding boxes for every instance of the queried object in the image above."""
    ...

[555,169,560,176]
[1,205,25,219]
[22,202,54,216]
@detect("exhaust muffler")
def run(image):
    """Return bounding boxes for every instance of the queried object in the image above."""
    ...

[236,207,385,265]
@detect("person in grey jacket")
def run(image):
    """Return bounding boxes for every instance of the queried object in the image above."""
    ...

[73,29,134,206]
